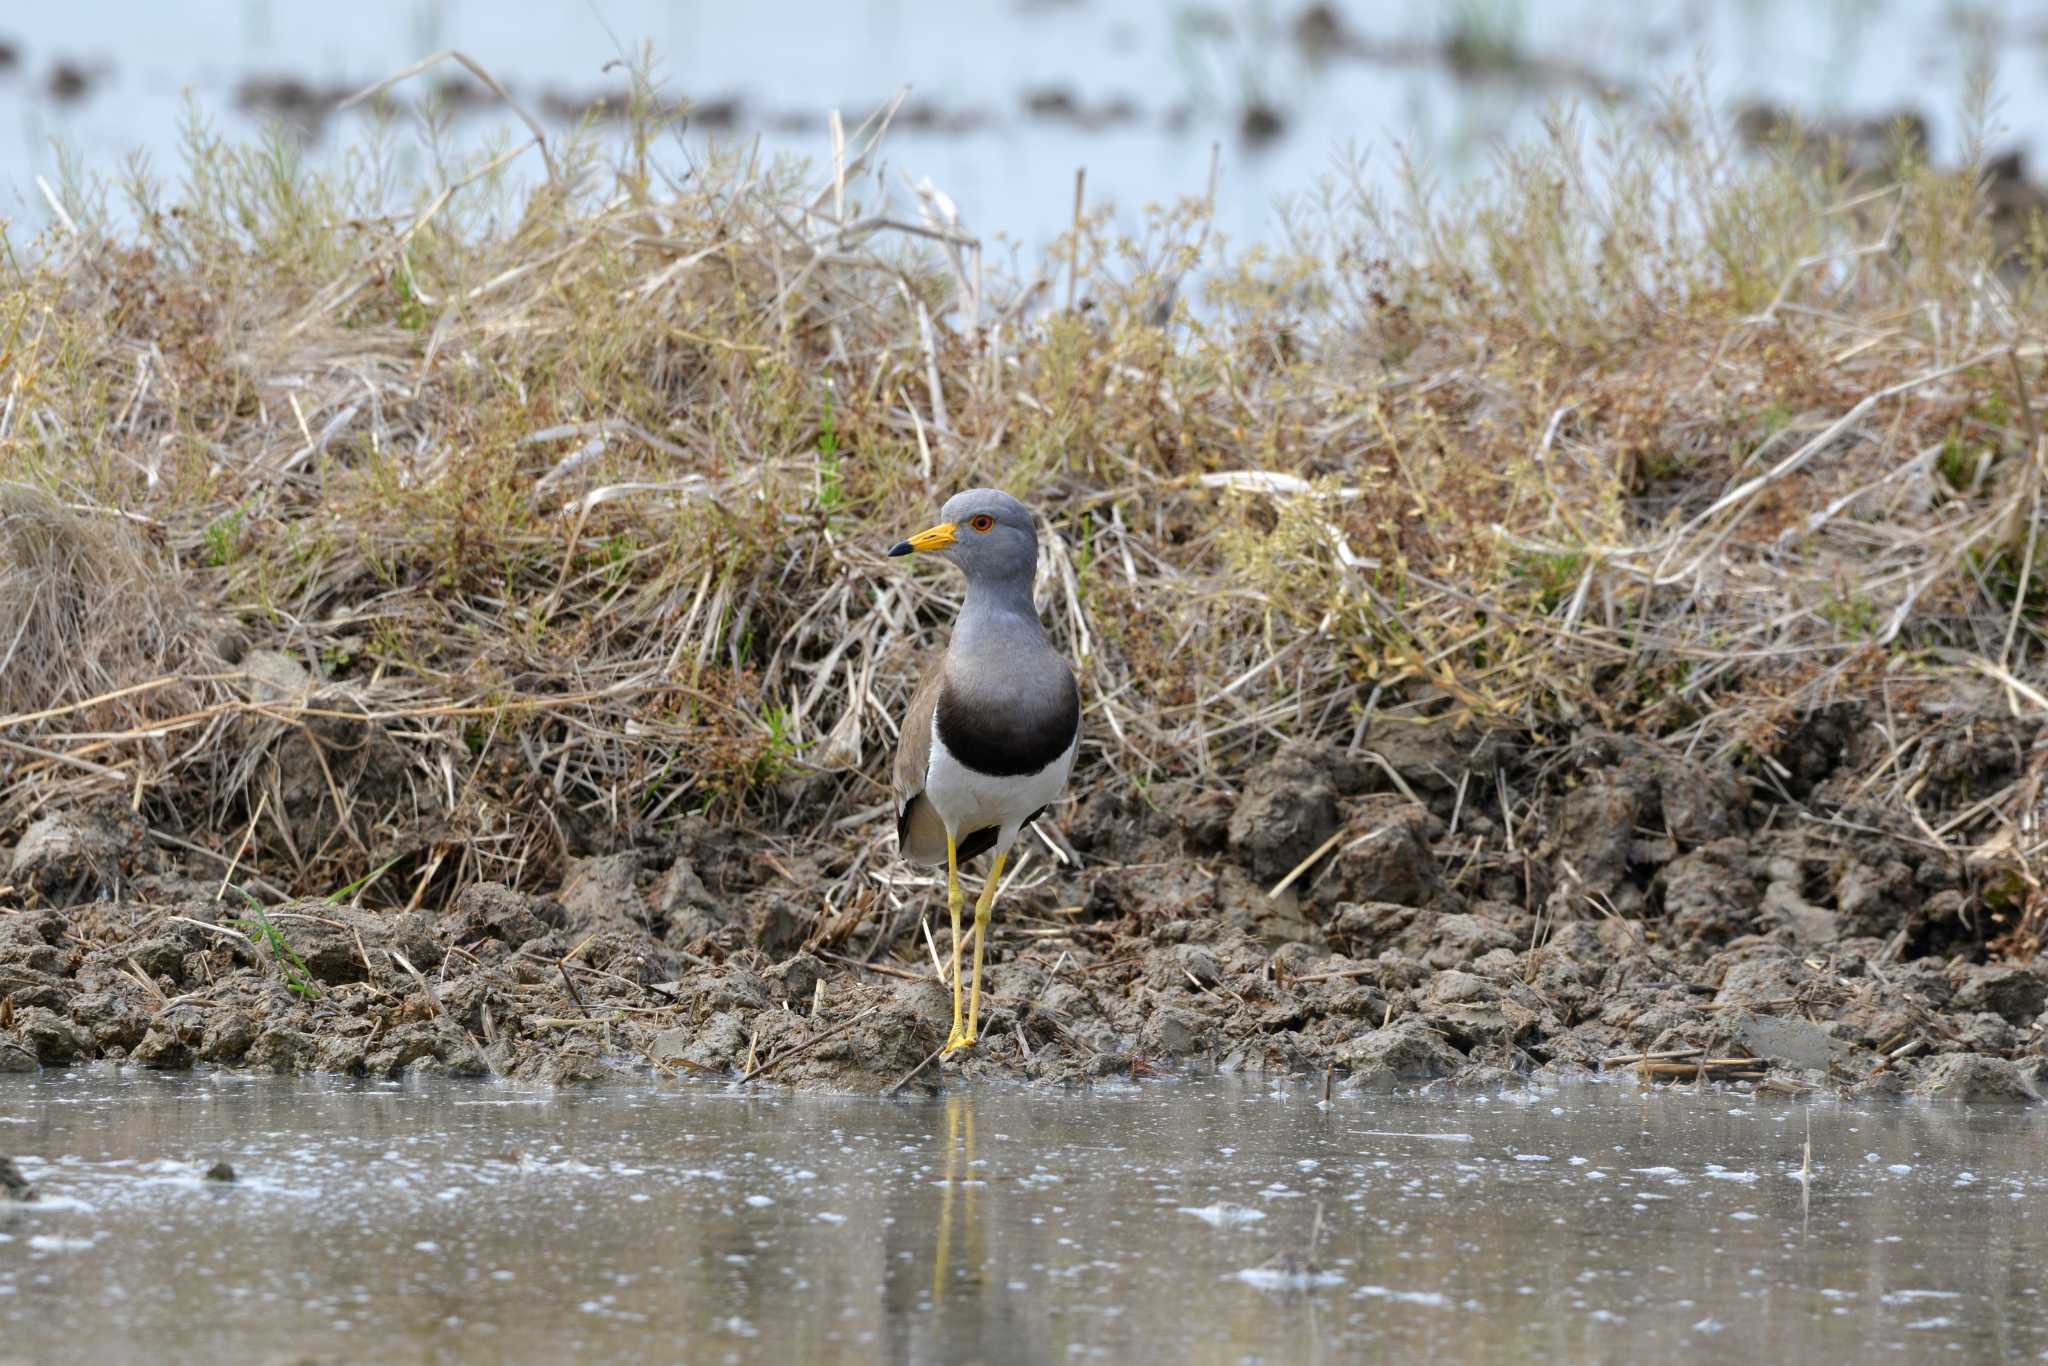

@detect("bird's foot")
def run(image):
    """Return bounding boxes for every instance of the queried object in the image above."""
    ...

[941,1028,978,1057]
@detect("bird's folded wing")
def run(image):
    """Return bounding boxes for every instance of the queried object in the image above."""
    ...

[892,653,945,806]
[891,653,949,863]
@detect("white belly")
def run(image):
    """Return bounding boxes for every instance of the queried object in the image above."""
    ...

[922,711,1075,854]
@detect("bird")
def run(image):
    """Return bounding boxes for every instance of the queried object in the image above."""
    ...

[888,488,1079,1055]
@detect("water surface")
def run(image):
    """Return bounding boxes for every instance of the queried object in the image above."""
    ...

[1,1,2037,251]
[3,1071,2044,1363]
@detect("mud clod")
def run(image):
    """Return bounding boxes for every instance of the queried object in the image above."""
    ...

[1915,1054,2040,1102]
[9,807,141,901]
[1725,1012,1849,1074]
[1332,1017,1467,1081]
[1312,798,1448,911]
[69,993,150,1053]
[133,1003,209,1069]
[1952,967,2047,1026]
[13,1006,85,1063]
[1229,745,1342,884]
[243,1026,318,1074]
[1142,1006,1210,1058]
[445,882,563,949]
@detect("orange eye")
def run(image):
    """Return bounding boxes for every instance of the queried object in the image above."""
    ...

[968,514,995,533]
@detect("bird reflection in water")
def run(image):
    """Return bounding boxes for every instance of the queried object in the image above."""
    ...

[932,1092,983,1299]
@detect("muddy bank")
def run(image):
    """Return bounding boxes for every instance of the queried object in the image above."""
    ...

[4,704,2045,1100]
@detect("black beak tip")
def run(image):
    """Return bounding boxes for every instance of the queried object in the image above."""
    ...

[888,540,915,557]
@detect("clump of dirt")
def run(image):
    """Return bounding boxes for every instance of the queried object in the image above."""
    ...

[4,707,2044,1101]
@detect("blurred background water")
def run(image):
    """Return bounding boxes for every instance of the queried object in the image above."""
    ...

[0,1,2042,256]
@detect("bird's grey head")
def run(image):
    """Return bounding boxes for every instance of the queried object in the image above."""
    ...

[888,487,1038,585]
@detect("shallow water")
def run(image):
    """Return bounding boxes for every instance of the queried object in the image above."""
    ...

[2,1072,2044,1363]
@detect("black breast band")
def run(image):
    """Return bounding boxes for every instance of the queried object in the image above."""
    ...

[936,674,1079,777]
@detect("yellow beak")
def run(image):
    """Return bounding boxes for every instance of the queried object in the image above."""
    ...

[888,522,957,556]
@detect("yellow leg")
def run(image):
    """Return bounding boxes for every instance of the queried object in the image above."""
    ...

[946,850,1008,1055]
[944,832,968,1050]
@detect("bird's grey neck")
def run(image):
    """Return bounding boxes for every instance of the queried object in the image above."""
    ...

[955,576,1044,647]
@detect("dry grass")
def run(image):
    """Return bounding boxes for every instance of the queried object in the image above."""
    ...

[1,57,2044,939]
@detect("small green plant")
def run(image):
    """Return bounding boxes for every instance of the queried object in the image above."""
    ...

[231,892,320,999]
[1513,549,1589,614]
[1972,384,2009,430]
[1932,374,2014,497]
[325,853,404,906]
[1818,591,1880,638]
[394,267,428,331]
[1634,450,1688,487]
[751,704,803,786]
[1733,402,1795,465]
[815,392,846,513]
[596,532,635,586]
[1936,435,1990,494]
[203,507,244,567]
[1973,543,2048,615]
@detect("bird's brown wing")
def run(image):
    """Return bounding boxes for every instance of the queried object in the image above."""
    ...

[892,653,949,863]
